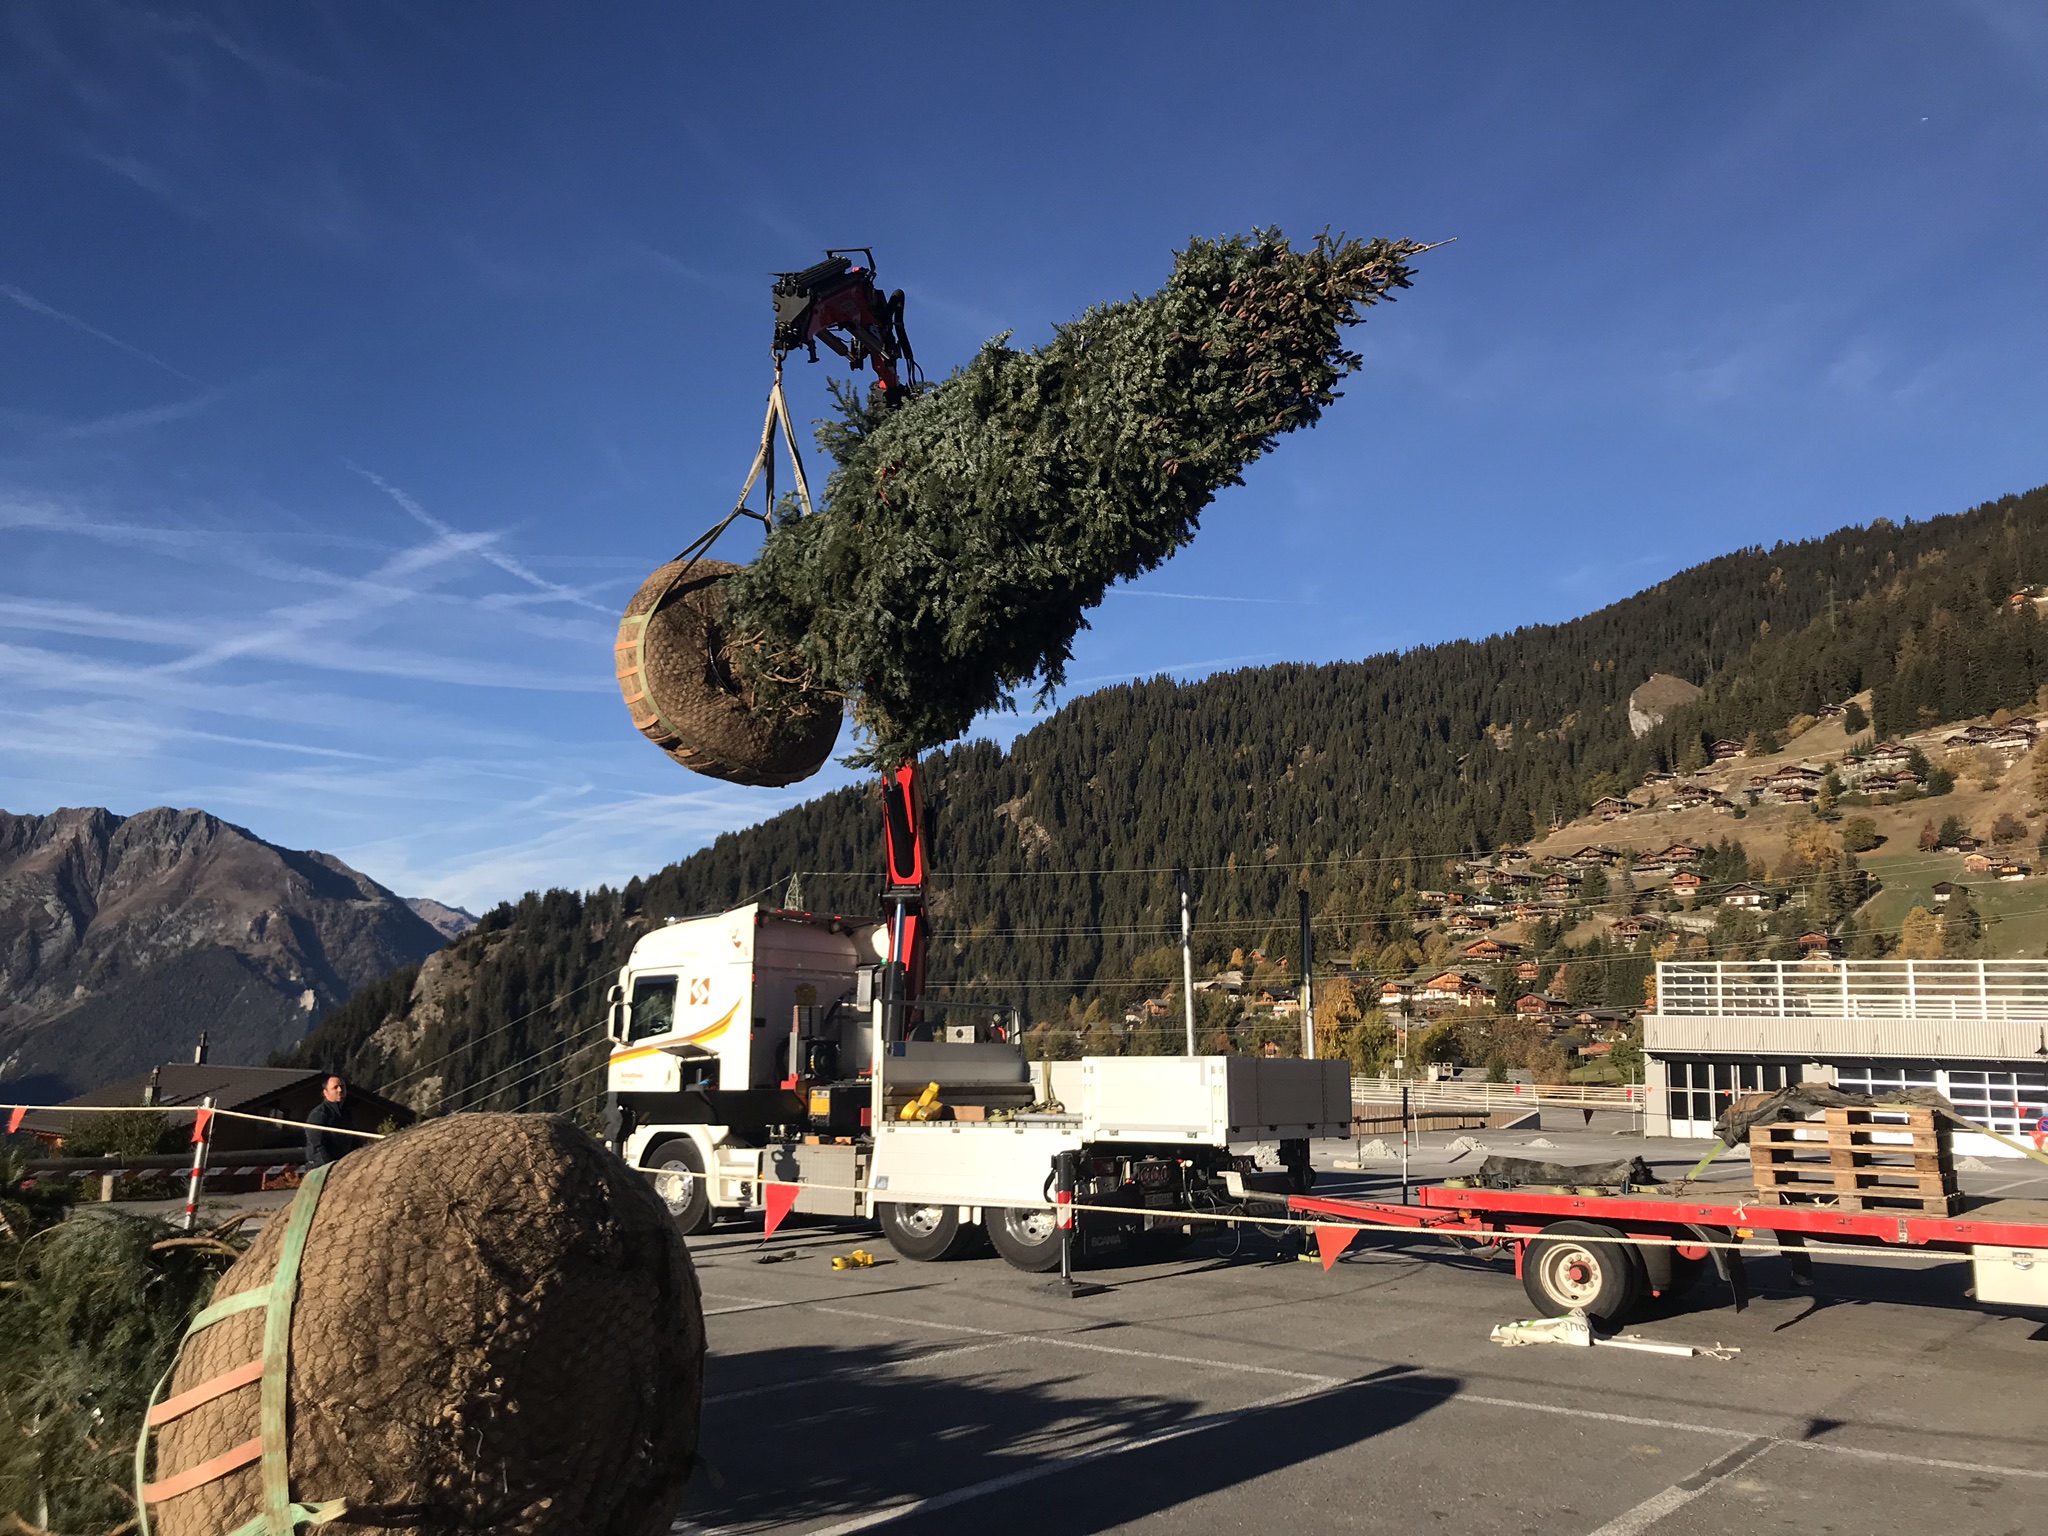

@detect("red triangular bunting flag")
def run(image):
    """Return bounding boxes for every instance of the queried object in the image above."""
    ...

[191,1108,214,1144]
[1315,1224,1360,1272]
[762,1181,800,1239]
[6,1106,24,1135]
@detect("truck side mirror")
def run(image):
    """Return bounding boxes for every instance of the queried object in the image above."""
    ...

[605,983,625,1043]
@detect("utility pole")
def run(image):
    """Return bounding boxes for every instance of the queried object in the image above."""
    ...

[1298,887,1316,1059]
[1178,865,1197,1057]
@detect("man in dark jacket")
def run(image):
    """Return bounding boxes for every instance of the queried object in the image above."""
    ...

[304,1074,354,1168]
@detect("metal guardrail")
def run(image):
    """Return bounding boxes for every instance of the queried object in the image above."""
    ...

[1656,960,2048,1022]
[1350,1078,1644,1109]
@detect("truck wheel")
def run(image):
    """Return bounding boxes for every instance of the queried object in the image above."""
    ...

[646,1137,714,1236]
[877,1202,976,1262]
[987,1206,1063,1272]
[1522,1221,1642,1323]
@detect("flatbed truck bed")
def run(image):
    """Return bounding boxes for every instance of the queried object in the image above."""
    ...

[1288,1180,2048,1322]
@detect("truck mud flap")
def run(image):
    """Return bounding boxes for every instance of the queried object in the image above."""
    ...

[1690,1223,1747,1312]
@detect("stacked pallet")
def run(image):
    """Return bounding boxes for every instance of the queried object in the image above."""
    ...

[1749,1106,1959,1215]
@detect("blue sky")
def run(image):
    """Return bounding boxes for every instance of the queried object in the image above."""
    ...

[3,3,2044,911]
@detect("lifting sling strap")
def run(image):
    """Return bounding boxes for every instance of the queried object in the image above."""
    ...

[134,1160,347,1535]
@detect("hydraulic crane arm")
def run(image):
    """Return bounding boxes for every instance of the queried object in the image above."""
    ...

[771,248,920,406]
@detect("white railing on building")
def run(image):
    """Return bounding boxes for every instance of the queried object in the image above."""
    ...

[1655,960,2048,1024]
[1350,1077,1643,1110]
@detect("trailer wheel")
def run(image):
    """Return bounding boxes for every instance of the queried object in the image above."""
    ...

[646,1137,713,1236]
[1522,1221,1642,1323]
[988,1206,1063,1272]
[877,1202,977,1262]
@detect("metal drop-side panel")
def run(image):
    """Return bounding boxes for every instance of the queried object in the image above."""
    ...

[1080,1057,1350,1144]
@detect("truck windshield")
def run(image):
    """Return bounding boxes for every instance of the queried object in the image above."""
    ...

[629,976,678,1040]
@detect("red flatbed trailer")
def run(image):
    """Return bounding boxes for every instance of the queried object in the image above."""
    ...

[1288,1183,2048,1322]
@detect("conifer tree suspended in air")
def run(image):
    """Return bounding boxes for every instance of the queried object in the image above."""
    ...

[723,228,1430,768]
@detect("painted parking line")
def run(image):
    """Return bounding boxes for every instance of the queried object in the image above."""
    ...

[800,1379,1331,1536]
[811,1305,1343,1385]
[1581,1438,1776,1536]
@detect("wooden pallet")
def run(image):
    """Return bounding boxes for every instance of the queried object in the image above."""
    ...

[1750,1186,1965,1216]
[1748,1108,1955,1214]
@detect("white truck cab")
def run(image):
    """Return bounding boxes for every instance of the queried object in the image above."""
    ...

[605,904,887,1231]
[604,901,1353,1269]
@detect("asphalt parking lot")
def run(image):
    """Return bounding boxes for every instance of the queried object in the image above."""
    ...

[675,1128,2048,1536]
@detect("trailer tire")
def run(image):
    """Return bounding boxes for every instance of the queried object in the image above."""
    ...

[877,1202,977,1262]
[1522,1220,1642,1323]
[646,1137,714,1236]
[987,1206,1064,1272]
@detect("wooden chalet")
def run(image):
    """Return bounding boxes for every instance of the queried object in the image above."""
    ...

[1416,971,1495,1008]
[20,1064,413,1155]
[1461,938,1521,962]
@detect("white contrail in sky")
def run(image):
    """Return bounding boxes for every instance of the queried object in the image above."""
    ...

[1,282,204,387]
[353,466,615,616]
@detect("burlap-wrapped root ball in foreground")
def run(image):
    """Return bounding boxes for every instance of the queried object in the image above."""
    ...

[150,1114,704,1536]
[614,555,842,786]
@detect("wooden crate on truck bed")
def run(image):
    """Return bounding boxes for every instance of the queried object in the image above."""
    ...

[1749,1106,1959,1215]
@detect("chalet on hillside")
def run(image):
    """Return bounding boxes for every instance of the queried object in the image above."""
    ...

[1567,846,1622,868]
[1461,937,1521,961]
[1542,873,1578,902]
[1797,931,1839,957]
[1998,862,2032,882]
[1664,784,1716,810]
[1721,881,1771,909]
[1446,911,1495,936]
[1380,981,1414,1006]
[1515,992,1569,1017]
[1612,916,1659,942]
[1592,798,1633,822]
[1931,881,1964,904]
[1510,901,1543,923]
[1515,960,1542,981]
[1710,739,1746,761]
[1963,852,1995,874]
[1670,870,1705,895]
[1416,971,1495,1008]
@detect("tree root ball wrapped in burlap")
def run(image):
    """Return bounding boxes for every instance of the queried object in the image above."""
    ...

[614,555,842,786]
[153,1114,704,1536]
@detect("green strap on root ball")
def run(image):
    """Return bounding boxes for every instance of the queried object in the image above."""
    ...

[135,1162,346,1536]
[725,227,1429,769]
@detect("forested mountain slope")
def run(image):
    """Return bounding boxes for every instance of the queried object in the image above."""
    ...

[292,484,2048,1116]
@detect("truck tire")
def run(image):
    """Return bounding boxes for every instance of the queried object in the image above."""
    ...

[1521,1220,1642,1323]
[987,1206,1063,1272]
[877,1201,977,1262]
[646,1137,714,1236]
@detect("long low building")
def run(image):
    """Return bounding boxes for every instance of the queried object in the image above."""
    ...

[1645,959,2048,1158]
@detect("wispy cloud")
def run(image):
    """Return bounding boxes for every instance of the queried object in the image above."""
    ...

[352,467,617,616]
[59,385,231,440]
[1069,652,1280,688]
[1109,589,1298,606]
[1,282,204,386]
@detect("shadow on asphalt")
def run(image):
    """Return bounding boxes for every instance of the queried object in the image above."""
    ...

[680,1343,1454,1533]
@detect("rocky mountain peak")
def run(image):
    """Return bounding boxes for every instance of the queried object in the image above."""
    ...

[0,806,450,1100]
